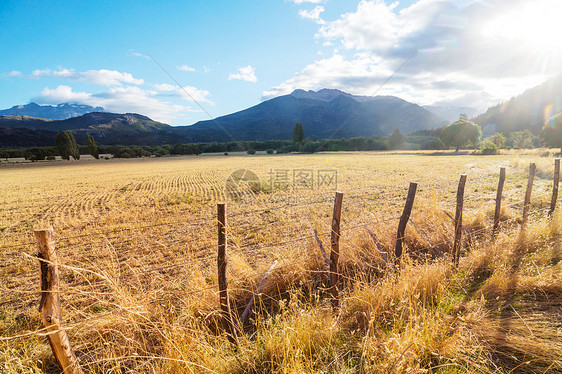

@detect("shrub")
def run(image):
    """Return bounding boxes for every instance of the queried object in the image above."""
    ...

[480,139,499,155]
[300,141,321,153]
[266,149,274,154]
[277,145,295,154]
[247,149,256,155]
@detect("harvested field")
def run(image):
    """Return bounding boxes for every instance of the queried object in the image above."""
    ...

[1,151,561,373]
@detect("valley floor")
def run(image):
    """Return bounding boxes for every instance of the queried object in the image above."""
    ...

[1,151,561,373]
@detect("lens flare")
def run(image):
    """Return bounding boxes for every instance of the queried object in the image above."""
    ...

[544,103,554,124]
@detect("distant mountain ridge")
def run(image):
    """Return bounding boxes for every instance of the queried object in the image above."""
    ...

[10,81,561,148]
[174,89,447,142]
[0,112,176,147]
[0,102,105,120]
[423,106,477,123]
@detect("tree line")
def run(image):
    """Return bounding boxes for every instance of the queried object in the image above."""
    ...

[1,114,561,161]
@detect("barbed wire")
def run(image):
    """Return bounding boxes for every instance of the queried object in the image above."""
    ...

[2,202,556,346]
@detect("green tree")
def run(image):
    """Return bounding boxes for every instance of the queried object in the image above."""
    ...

[508,130,536,149]
[86,134,99,159]
[24,148,49,161]
[388,129,406,149]
[540,113,562,154]
[486,132,507,149]
[480,139,499,155]
[439,118,482,152]
[292,123,305,144]
[55,131,80,160]
[65,131,80,160]
[55,131,70,160]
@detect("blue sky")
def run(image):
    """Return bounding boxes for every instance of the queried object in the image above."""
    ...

[1,0,561,125]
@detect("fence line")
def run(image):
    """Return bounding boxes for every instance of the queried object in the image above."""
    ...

[5,159,562,370]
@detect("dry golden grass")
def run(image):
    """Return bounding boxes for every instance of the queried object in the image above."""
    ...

[1,150,561,373]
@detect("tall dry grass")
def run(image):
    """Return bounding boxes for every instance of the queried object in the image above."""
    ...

[1,152,561,373]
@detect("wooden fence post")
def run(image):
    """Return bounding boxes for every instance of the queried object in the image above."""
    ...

[217,203,236,341]
[492,167,506,238]
[549,159,560,217]
[522,163,536,227]
[395,182,417,264]
[35,228,83,374]
[453,175,467,268]
[329,191,344,308]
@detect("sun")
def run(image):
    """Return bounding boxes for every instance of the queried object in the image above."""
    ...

[482,0,562,53]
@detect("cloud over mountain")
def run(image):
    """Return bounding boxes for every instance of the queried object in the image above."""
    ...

[34,85,186,123]
[267,0,562,112]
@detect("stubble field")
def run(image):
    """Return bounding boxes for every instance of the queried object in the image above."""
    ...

[1,151,561,373]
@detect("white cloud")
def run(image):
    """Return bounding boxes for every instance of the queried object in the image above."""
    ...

[228,65,257,83]
[28,67,144,86]
[31,69,52,78]
[2,70,22,79]
[317,0,402,51]
[177,64,196,72]
[34,85,187,123]
[263,54,390,99]
[266,0,562,111]
[299,6,325,24]
[53,68,144,86]
[129,49,150,60]
[36,85,91,103]
[153,83,214,104]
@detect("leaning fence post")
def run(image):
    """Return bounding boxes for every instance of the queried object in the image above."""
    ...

[35,227,83,374]
[549,159,560,217]
[395,182,417,264]
[492,167,506,238]
[522,163,536,227]
[453,175,467,268]
[217,203,236,342]
[314,229,331,271]
[329,191,344,308]
[241,260,278,324]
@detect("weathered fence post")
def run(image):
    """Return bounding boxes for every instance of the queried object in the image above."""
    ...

[217,203,236,341]
[453,175,467,268]
[35,227,83,374]
[395,182,417,264]
[329,191,344,308]
[492,167,506,238]
[522,163,536,227]
[549,159,560,217]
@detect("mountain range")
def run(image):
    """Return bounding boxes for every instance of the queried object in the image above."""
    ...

[174,89,448,142]
[0,102,104,120]
[1,76,561,148]
[0,90,449,147]
[0,113,176,147]
[473,74,562,135]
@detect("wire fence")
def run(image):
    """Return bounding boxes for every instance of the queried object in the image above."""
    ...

[2,159,561,367]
